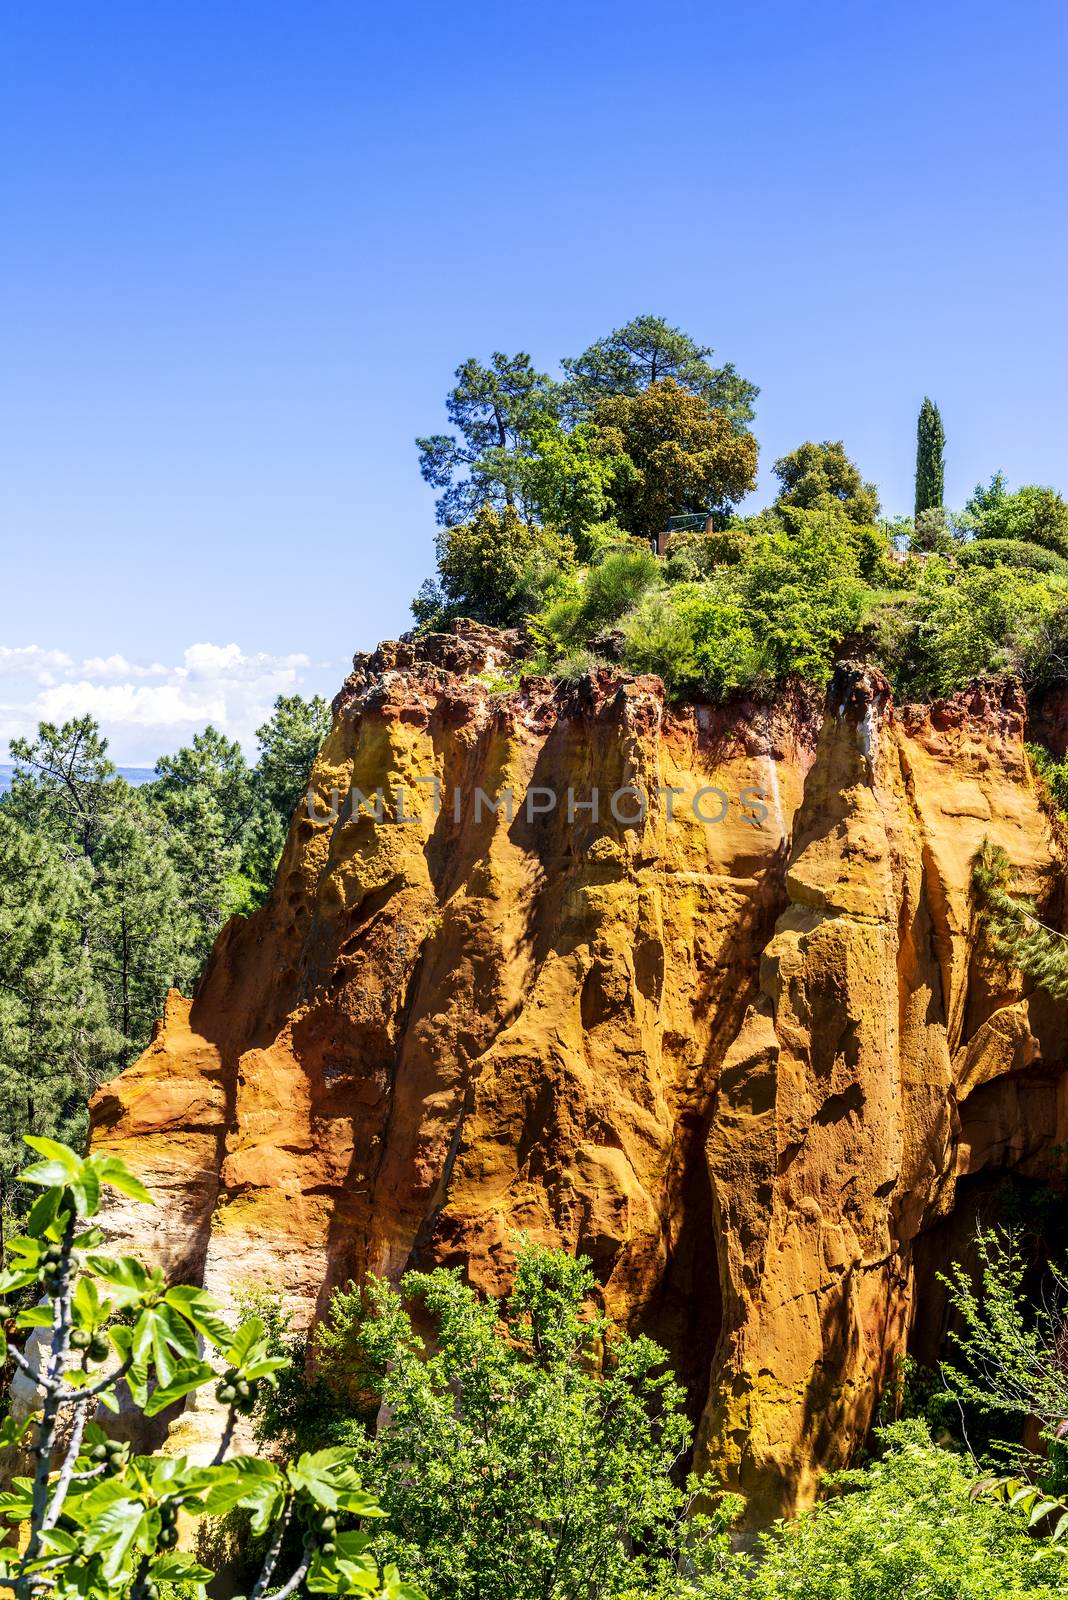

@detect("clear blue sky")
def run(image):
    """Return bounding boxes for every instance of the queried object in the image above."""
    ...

[2,0,1066,760]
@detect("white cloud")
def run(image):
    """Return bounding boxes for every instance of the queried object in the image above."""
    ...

[0,645,75,686]
[79,654,170,679]
[0,641,338,766]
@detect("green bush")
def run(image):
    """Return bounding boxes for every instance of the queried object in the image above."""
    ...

[692,1422,1068,1600]
[535,547,662,658]
[1029,742,1068,815]
[874,560,1063,700]
[302,1244,735,1600]
[740,510,868,684]
[620,589,696,689]
[959,539,1068,576]
[662,527,748,582]
[968,480,1068,559]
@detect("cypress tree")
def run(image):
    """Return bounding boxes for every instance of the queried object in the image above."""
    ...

[915,396,945,518]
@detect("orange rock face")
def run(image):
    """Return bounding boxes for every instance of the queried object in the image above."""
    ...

[89,623,1068,1520]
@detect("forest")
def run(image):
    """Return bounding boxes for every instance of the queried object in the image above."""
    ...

[4,316,1068,1599]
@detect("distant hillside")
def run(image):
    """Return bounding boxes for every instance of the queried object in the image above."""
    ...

[0,762,155,796]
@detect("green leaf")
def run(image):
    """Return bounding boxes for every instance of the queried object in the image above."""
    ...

[143,1358,217,1417]
[1028,1497,1063,1527]
[244,1355,290,1381]
[74,1276,106,1326]
[307,1530,377,1594]
[26,1185,63,1235]
[150,1551,214,1583]
[287,1449,384,1515]
[19,1159,76,1189]
[22,1135,79,1172]
[202,1458,286,1532]
[72,1163,102,1217]
[0,1416,31,1450]
[81,1498,146,1582]
[90,1155,154,1205]
[86,1254,152,1306]
[14,1306,53,1329]
[227,1316,266,1366]
[164,1285,231,1349]
[159,1301,200,1360]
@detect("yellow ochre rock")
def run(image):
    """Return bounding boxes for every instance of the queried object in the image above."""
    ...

[89,622,1068,1520]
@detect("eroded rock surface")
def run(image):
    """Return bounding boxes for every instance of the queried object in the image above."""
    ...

[89,624,1068,1518]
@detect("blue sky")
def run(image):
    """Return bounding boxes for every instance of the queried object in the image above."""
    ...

[2,0,1066,761]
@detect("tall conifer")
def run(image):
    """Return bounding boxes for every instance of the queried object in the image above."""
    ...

[915,396,945,518]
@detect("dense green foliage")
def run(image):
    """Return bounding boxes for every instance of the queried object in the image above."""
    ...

[773,439,881,525]
[695,1422,1068,1599]
[972,839,1068,1000]
[237,1239,1068,1600]
[559,313,759,429]
[244,1244,734,1600]
[914,396,945,518]
[0,1138,420,1600]
[0,696,330,1224]
[411,320,1068,726]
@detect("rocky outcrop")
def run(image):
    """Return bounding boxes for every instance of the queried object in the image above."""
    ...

[89,624,1068,1520]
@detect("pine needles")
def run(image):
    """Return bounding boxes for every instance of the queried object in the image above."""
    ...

[971,838,1068,1000]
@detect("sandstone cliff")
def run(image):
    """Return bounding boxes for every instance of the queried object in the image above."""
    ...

[89,623,1068,1520]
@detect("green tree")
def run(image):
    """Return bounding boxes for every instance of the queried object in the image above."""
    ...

[304,1243,733,1600]
[534,546,662,659]
[914,396,945,519]
[967,479,1068,559]
[0,817,114,1238]
[416,352,553,526]
[561,314,758,429]
[875,560,1060,699]
[0,1137,422,1600]
[413,503,574,630]
[971,839,1068,1001]
[740,509,869,683]
[511,417,634,557]
[240,694,333,894]
[149,728,255,966]
[92,791,187,1046]
[589,378,758,539]
[255,694,332,825]
[5,718,116,866]
[773,440,880,525]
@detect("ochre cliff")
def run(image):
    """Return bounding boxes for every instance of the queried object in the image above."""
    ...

[89,622,1068,1520]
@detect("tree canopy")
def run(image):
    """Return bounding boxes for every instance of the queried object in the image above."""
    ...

[561,313,758,429]
[588,377,758,538]
[773,439,881,524]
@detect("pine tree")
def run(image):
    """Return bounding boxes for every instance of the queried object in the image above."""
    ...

[915,396,946,519]
[971,839,1068,999]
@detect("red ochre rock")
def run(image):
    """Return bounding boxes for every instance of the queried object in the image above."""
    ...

[89,626,1068,1521]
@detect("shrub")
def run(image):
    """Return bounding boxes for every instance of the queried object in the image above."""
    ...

[534,548,662,658]
[415,503,574,630]
[875,561,1062,699]
[970,481,1068,559]
[958,538,1068,576]
[305,1243,736,1600]
[693,1422,1068,1599]
[662,527,748,583]
[740,510,868,684]
[620,589,697,689]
